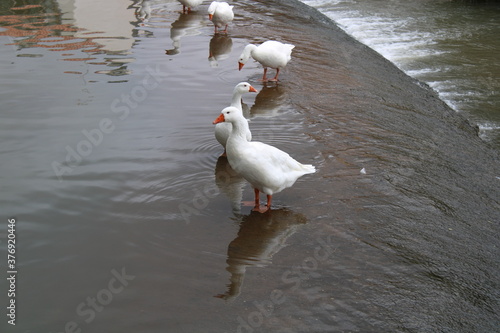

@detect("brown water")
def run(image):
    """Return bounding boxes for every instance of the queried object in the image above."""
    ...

[1,0,499,332]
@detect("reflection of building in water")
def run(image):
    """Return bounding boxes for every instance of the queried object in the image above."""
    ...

[208,34,232,67]
[0,0,136,52]
[215,209,307,300]
[64,0,136,52]
[165,12,204,55]
[0,0,138,75]
[0,3,93,54]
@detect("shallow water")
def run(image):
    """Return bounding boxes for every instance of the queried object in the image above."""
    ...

[0,0,499,332]
[0,1,318,331]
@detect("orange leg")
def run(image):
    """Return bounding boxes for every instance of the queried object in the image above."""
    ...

[253,188,260,210]
[268,68,280,82]
[252,188,272,213]
[260,68,268,82]
[266,194,272,209]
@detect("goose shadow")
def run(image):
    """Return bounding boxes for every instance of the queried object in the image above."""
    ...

[208,34,232,68]
[249,85,287,118]
[215,208,307,301]
[165,12,204,55]
[215,156,247,214]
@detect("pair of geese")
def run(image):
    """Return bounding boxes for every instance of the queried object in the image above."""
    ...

[178,0,233,34]
[213,82,316,213]
[178,0,316,212]
[180,0,292,82]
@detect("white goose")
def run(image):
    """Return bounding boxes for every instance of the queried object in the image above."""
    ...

[177,0,203,13]
[213,107,316,212]
[215,82,258,154]
[238,41,295,82]
[208,1,234,34]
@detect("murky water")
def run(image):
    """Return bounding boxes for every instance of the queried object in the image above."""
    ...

[301,0,500,147]
[1,0,499,332]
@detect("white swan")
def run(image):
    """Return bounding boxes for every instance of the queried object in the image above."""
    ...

[215,82,258,154]
[208,1,234,34]
[177,0,203,13]
[238,41,295,82]
[213,107,316,212]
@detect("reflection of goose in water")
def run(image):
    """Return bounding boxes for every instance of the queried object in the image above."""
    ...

[165,12,204,55]
[215,208,307,300]
[129,0,151,23]
[208,34,232,68]
[214,83,258,156]
[177,0,204,13]
[250,85,287,118]
[215,156,247,214]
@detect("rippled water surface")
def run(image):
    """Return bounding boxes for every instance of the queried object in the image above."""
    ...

[0,1,320,331]
[0,0,499,332]
[301,0,500,146]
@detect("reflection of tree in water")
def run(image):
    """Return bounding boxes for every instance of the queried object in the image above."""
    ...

[215,208,307,300]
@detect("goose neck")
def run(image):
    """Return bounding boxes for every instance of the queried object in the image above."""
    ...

[230,91,243,111]
[229,117,250,141]
[245,44,258,56]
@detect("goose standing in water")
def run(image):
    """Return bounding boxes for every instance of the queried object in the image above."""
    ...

[238,41,295,82]
[215,83,258,155]
[208,1,234,34]
[177,0,203,13]
[213,107,316,212]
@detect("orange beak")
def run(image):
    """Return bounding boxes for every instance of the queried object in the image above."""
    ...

[208,14,213,20]
[249,85,258,93]
[213,113,225,124]
[238,62,244,71]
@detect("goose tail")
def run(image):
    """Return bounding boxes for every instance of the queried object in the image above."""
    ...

[301,164,316,174]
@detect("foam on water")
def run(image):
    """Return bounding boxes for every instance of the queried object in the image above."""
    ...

[300,0,500,147]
